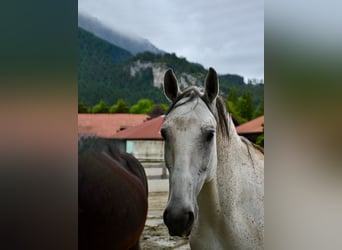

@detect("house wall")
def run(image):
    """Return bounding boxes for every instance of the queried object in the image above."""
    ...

[126,140,164,162]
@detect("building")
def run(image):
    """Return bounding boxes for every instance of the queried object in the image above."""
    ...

[110,115,265,159]
[78,113,149,151]
[78,113,264,158]
[111,116,165,162]
[111,115,167,179]
[236,115,264,143]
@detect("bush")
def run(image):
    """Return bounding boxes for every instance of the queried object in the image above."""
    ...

[92,100,109,113]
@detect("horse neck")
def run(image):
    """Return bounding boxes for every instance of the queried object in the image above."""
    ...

[195,112,264,248]
[214,113,263,213]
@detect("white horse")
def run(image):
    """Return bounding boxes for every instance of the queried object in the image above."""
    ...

[161,68,264,249]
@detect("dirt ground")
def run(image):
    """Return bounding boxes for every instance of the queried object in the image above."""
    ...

[140,192,190,250]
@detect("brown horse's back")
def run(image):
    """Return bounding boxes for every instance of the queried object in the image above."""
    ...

[79,136,148,250]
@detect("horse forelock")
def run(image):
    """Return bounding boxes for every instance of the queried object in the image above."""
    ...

[166,88,229,138]
[166,87,202,114]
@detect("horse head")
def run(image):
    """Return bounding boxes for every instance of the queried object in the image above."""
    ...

[162,68,220,236]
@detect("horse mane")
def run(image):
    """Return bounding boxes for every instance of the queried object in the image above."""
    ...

[166,87,229,138]
[238,131,264,155]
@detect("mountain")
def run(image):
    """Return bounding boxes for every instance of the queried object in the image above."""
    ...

[78,20,263,109]
[125,52,263,106]
[78,12,164,55]
[78,27,132,66]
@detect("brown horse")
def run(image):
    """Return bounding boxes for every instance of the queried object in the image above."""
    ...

[78,136,148,250]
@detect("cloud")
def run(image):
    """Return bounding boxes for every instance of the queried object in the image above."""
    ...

[78,0,264,80]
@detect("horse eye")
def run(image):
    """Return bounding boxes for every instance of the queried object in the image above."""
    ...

[206,130,215,141]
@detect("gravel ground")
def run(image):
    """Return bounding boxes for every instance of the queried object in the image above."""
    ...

[140,223,190,249]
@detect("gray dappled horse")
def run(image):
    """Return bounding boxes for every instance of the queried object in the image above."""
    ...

[162,68,264,249]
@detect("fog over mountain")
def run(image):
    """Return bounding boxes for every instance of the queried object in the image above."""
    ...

[78,12,164,55]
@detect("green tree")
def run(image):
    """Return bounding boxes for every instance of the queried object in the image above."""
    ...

[78,102,89,113]
[253,98,264,118]
[92,99,109,113]
[239,92,254,121]
[109,99,130,113]
[130,99,154,114]
[227,87,238,106]
[226,88,246,124]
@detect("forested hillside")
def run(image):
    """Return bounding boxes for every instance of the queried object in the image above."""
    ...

[78,27,170,106]
[128,52,263,107]
[78,27,264,123]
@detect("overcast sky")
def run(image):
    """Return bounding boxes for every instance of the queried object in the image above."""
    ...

[78,0,264,81]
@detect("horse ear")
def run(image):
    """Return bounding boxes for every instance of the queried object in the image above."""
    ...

[164,69,180,102]
[204,67,219,103]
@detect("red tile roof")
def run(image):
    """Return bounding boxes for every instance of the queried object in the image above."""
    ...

[96,114,264,140]
[236,115,264,134]
[111,116,165,140]
[78,114,264,140]
[78,114,149,138]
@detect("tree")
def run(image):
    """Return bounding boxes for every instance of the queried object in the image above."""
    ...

[253,98,264,118]
[238,92,254,121]
[129,99,154,114]
[92,99,109,113]
[226,88,246,124]
[227,87,238,106]
[78,102,89,113]
[227,100,243,123]
[109,99,129,113]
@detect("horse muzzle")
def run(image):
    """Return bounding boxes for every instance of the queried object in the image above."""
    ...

[163,205,195,237]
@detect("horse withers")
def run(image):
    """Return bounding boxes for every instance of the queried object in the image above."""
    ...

[162,68,264,249]
[78,136,148,250]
